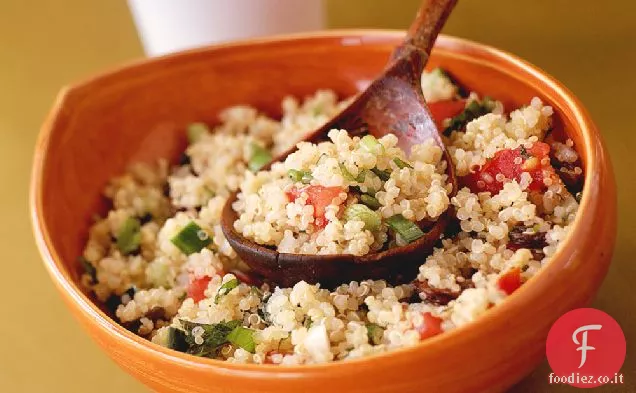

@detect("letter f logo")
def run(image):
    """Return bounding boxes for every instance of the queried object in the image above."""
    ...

[572,324,602,368]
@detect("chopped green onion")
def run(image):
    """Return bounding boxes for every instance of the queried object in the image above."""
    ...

[343,204,381,231]
[116,217,141,255]
[215,278,239,304]
[250,286,263,297]
[227,326,256,353]
[170,221,212,255]
[371,168,391,181]
[187,122,209,144]
[443,97,496,135]
[386,214,425,243]
[361,135,384,154]
[366,323,384,345]
[166,326,188,352]
[248,143,272,172]
[78,256,97,283]
[287,169,313,184]
[301,172,313,184]
[393,158,413,169]
[339,163,365,183]
[360,194,381,210]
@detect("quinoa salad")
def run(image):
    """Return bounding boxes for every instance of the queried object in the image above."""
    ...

[79,69,583,365]
[232,130,451,255]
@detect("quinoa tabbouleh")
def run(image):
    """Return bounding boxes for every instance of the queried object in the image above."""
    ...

[79,68,583,365]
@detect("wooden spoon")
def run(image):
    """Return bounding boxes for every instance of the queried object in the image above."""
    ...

[221,0,459,288]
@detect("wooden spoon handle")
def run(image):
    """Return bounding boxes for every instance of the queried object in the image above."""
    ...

[391,0,458,64]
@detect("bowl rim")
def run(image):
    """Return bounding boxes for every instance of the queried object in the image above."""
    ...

[30,29,602,374]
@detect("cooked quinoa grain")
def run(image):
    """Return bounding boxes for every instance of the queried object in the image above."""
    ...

[80,69,581,364]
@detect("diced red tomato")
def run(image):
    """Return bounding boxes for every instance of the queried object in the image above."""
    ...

[286,185,343,228]
[187,275,212,303]
[459,142,558,195]
[428,99,467,131]
[416,312,444,340]
[497,268,522,295]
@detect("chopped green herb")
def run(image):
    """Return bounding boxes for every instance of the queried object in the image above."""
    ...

[227,326,256,353]
[393,158,413,169]
[431,67,466,97]
[257,293,272,324]
[287,169,313,184]
[443,97,497,135]
[386,214,425,243]
[104,287,135,314]
[339,163,365,183]
[362,186,377,196]
[248,143,272,172]
[78,256,97,283]
[361,134,384,154]
[139,212,153,225]
[104,294,122,313]
[519,145,531,159]
[166,326,188,352]
[170,221,212,255]
[343,204,381,231]
[303,317,313,328]
[179,319,241,357]
[360,194,381,210]
[371,168,391,181]
[575,191,583,203]
[366,323,384,345]
[215,278,239,304]
[178,152,191,166]
[116,217,141,255]
[125,287,137,298]
[187,122,209,144]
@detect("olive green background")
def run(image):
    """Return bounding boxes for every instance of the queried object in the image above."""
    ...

[0,1,633,392]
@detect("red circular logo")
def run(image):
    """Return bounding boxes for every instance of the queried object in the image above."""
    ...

[546,308,626,388]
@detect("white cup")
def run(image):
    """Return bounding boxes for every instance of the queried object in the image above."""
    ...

[127,0,325,57]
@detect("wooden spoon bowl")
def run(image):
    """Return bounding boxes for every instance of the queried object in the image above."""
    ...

[222,195,453,287]
[221,0,458,287]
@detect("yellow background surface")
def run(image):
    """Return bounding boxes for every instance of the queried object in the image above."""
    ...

[0,1,633,392]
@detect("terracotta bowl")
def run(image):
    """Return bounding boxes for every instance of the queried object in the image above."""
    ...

[31,31,616,393]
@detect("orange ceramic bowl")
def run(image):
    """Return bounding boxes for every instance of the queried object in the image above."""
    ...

[31,31,616,393]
